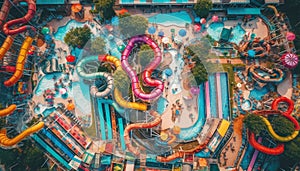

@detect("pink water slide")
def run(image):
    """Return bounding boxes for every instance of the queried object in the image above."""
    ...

[215,73,223,118]
[121,35,164,100]
[205,81,211,118]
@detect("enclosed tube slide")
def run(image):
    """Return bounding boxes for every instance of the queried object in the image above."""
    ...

[0,122,44,146]
[76,55,113,98]
[114,89,148,111]
[248,132,284,155]
[249,65,285,83]
[124,110,162,156]
[0,36,13,60]
[4,37,33,87]
[0,104,16,117]
[121,35,164,100]
[97,98,125,114]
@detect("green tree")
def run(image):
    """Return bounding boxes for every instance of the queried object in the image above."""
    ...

[91,37,106,55]
[193,0,213,18]
[93,0,115,20]
[113,68,130,95]
[64,26,91,48]
[138,45,154,70]
[243,114,266,135]
[119,15,148,38]
[190,63,208,85]
[269,115,295,137]
[280,136,300,168]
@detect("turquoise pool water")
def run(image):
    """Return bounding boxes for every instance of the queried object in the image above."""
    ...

[209,75,217,118]
[148,11,192,27]
[207,22,245,44]
[156,97,168,114]
[34,73,62,96]
[54,20,88,42]
[220,73,230,120]
[42,107,56,117]
[249,86,270,100]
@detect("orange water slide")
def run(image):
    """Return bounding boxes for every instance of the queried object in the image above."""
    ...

[0,122,44,146]
[0,104,16,117]
[4,36,33,87]
[124,110,162,156]
[0,36,13,60]
[248,132,284,155]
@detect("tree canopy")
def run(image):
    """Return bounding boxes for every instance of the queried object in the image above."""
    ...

[269,115,295,137]
[64,26,91,48]
[113,68,130,95]
[243,114,266,135]
[93,0,115,20]
[119,15,148,38]
[91,37,106,55]
[193,0,213,18]
[138,45,154,70]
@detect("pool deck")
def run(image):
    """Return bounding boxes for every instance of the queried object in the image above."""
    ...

[277,71,293,98]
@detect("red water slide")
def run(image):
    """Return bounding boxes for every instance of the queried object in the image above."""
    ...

[272,96,295,116]
[123,110,162,156]
[248,132,284,155]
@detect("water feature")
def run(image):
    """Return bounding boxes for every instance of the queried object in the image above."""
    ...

[241,99,252,111]
[148,11,192,27]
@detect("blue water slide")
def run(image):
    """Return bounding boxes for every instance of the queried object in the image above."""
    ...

[220,73,230,120]
[104,103,113,140]
[97,99,125,114]
[41,129,75,159]
[32,134,72,170]
[209,75,217,118]
[118,118,126,150]
[97,99,107,140]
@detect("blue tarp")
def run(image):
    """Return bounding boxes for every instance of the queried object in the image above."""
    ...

[227,8,261,15]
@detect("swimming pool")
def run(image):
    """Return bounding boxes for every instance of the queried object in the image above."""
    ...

[54,20,88,42]
[148,11,192,27]
[34,73,62,96]
[249,86,270,100]
[208,75,217,118]
[207,22,245,44]
[241,99,252,111]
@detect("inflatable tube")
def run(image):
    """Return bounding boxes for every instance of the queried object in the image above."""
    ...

[121,35,164,100]
[0,122,44,146]
[4,37,33,87]
[0,104,16,117]
[124,110,161,156]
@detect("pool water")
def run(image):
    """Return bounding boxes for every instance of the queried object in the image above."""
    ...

[249,86,270,100]
[42,107,56,117]
[148,11,192,27]
[54,20,88,42]
[156,97,168,114]
[207,22,245,44]
[241,99,252,111]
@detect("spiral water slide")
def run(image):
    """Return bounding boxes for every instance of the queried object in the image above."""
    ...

[0,0,36,87]
[121,35,164,100]
[0,122,44,146]
[249,65,285,83]
[124,110,162,156]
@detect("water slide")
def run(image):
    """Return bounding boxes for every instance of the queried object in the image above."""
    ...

[104,103,113,140]
[248,132,284,155]
[121,35,164,100]
[97,101,106,140]
[0,122,44,146]
[97,98,125,114]
[267,5,279,17]
[205,82,211,118]
[247,137,262,171]
[0,104,16,116]
[118,118,126,150]
[216,73,223,118]
[249,65,285,83]
[76,55,113,98]
[124,110,162,156]
[271,96,294,115]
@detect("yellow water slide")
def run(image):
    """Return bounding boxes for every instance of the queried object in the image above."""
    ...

[0,36,13,59]
[267,5,279,17]
[114,88,148,111]
[260,116,299,142]
[0,122,44,146]
[0,104,16,117]
[4,36,33,87]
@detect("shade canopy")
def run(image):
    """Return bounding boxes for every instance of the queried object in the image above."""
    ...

[212,15,219,22]
[118,45,125,52]
[158,30,164,37]
[41,27,50,35]
[194,24,201,32]
[66,55,76,63]
[164,68,173,77]
[286,32,296,41]
[178,29,187,37]
[44,34,52,41]
[67,103,75,111]
[71,4,82,13]
[247,49,256,58]
[200,18,206,24]
[148,26,156,34]
[281,53,299,69]
[194,17,200,23]
[105,25,113,32]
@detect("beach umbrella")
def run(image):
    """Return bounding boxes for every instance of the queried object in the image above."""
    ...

[286,32,296,41]
[105,25,113,32]
[212,15,219,22]
[66,55,76,63]
[170,28,175,33]
[44,34,52,42]
[247,50,256,58]
[67,103,75,111]
[162,37,170,44]
[117,8,128,15]
[117,45,125,52]
[194,17,200,23]
[158,30,164,37]
[237,83,242,88]
[174,36,183,44]
[173,126,181,134]
[148,26,156,34]
[281,53,299,69]
[164,68,173,77]
[111,16,119,26]
[194,24,201,32]
[178,29,187,37]
[200,18,206,24]
[71,4,82,13]
[190,86,200,95]
[41,27,50,35]
[60,88,67,95]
